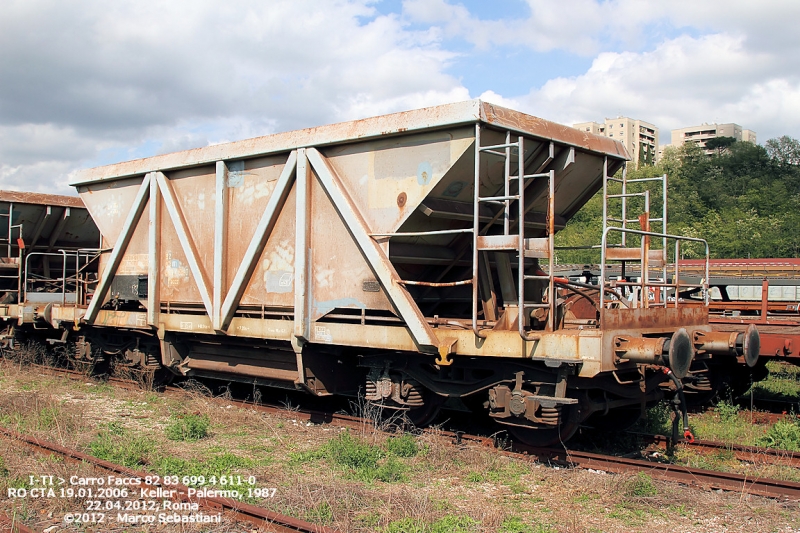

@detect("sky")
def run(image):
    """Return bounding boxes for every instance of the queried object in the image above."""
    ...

[2,0,800,195]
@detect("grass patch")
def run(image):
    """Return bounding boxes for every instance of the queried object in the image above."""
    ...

[305,501,334,524]
[500,517,555,533]
[752,361,800,401]
[384,515,479,533]
[165,412,210,441]
[624,472,658,497]
[151,452,254,482]
[292,431,413,483]
[689,400,765,444]
[88,423,153,468]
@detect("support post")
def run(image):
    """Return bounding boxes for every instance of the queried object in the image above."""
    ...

[147,173,160,326]
[213,161,229,330]
[294,149,311,343]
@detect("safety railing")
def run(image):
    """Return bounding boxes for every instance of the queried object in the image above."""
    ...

[600,226,709,310]
[23,249,102,306]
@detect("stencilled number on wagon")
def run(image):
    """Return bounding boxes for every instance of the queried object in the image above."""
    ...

[314,326,332,343]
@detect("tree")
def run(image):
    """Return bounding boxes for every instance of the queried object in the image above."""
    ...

[555,134,800,261]
[765,135,800,166]
[704,136,736,156]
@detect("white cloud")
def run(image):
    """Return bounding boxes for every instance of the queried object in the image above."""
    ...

[0,0,468,190]
[4,0,800,196]
[503,32,800,142]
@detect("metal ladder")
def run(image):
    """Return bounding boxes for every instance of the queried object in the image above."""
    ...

[601,167,668,307]
[472,124,556,340]
[0,203,23,299]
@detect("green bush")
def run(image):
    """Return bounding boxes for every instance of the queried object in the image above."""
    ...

[374,455,406,483]
[633,402,671,435]
[759,418,800,451]
[165,413,210,441]
[326,432,383,470]
[386,434,419,457]
[715,401,740,422]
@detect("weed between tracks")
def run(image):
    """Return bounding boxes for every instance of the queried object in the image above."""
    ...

[1,359,800,532]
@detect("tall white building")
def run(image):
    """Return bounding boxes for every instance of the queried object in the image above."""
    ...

[573,117,659,167]
[670,123,757,155]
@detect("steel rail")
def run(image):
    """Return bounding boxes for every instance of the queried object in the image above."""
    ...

[19,363,800,500]
[0,512,37,533]
[640,434,800,468]
[0,426,336,533]
[509,442,800,500]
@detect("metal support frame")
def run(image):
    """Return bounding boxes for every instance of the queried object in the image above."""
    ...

[46,207,70,251]
[213,161,229,329]
[84,174,151,324]
[293,149,310,342]
[306,147,441,353]
[156,171,213,319]
[147,173,160,326]
[28,206,51,250]
[221,151,297,331]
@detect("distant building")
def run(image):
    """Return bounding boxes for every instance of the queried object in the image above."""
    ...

[573,117,659,168]
[670,123,757,155]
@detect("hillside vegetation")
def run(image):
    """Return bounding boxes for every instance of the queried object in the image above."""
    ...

[556,136,800,263]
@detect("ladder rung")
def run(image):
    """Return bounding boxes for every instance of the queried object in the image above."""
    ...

[476,235,519,251]
[523,275,550,281]
[480,149,508,158]
[480,142,519,151]
[479,195,519,202]
[605,247,644,261]
[608,193,647,199]
[523,303,550,308]
[522,172,551,179]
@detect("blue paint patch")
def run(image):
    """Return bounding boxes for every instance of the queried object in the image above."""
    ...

[313,297,367,318]
[417,161,433,186]
[228,160,245,188]
[442,181,466,198]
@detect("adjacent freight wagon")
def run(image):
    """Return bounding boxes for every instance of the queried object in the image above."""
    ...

[1,101,757,444]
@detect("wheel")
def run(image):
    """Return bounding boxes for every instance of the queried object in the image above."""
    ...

[404,392,445,427]
[585,405,643,432]
[504,404,581,447]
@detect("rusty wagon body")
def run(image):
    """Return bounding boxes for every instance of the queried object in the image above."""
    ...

[1,100,755,444]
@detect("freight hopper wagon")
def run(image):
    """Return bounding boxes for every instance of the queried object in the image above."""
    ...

[0,191,100,350]
[51,101,746,444]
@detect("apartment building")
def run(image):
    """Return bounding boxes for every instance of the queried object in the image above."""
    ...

[573,117,659,167]
[670,123,757,154]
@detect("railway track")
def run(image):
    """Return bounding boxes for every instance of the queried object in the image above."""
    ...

[0,425,336,533]
[0,512,36,533]
[15,363,800,502]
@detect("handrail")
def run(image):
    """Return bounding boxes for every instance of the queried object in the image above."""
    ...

[23,250,102,306]
[600,226,709,310]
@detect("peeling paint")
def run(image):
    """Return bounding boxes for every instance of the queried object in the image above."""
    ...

[312,297,367,318]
